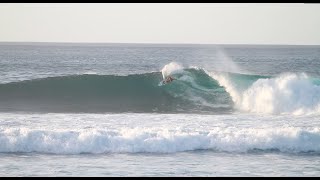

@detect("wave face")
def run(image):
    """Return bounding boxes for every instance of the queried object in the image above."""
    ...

[1,62,320,115]
[0,68,232,113]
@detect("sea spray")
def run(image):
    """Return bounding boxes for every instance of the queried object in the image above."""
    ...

[161,62,184,79]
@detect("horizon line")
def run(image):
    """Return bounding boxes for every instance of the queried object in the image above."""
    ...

[0,41,319,46]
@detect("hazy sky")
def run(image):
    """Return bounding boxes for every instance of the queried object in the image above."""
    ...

[1,3,320,45]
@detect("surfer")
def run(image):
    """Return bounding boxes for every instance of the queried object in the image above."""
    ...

[163,76,175,84]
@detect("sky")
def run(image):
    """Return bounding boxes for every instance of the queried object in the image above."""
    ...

[0,3,320,45]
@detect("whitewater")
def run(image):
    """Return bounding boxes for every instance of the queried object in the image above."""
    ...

[0,43,320,176]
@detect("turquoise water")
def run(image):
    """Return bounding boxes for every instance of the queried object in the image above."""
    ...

[0,43,320,176]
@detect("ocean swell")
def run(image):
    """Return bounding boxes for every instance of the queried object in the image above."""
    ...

[1,62,320,115]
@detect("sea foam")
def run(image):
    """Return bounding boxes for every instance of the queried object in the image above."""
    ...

[210,72,320,115]
[0,127,319,154]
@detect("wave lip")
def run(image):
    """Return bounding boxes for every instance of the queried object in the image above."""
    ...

[1,127,320,154]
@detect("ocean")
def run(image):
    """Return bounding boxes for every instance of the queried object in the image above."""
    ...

[0,42,320,176]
